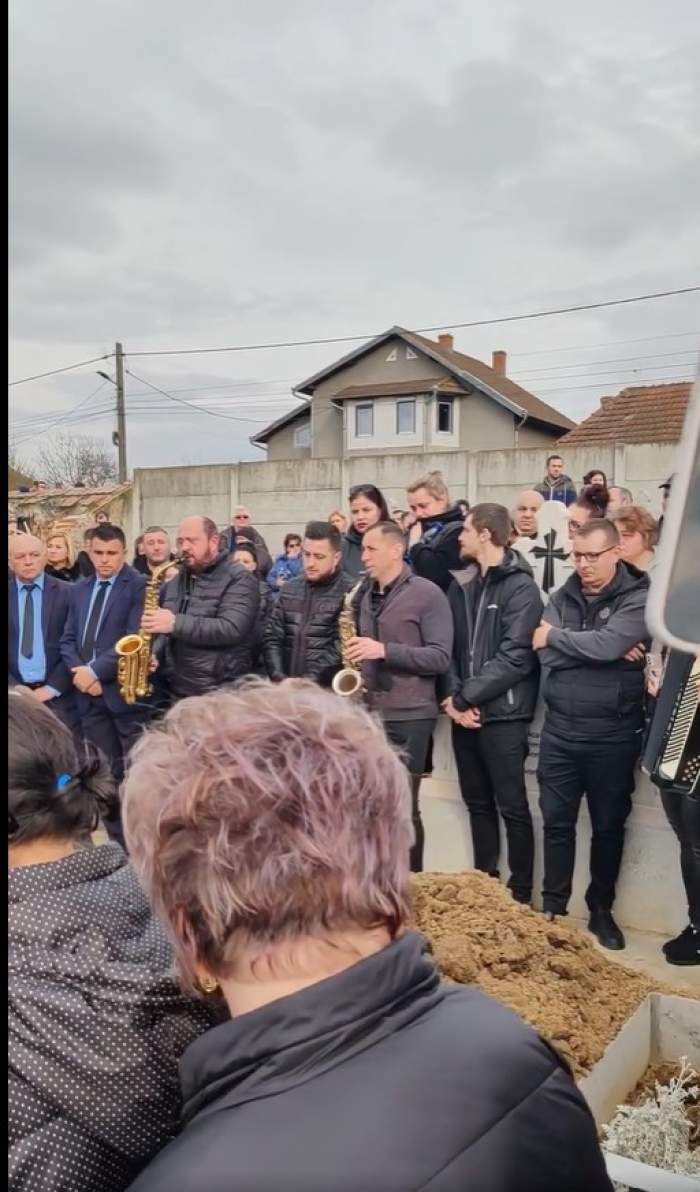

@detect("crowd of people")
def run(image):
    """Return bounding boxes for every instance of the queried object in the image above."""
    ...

[7,452,696,1191]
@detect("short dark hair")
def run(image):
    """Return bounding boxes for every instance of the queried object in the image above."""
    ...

[467,503,512,547]
[91,523,126,547]
[576,484,609,519]
[348,484,390,522]
[143,525,168,536]
[284,532,301,550]
[366,520,406,547]
[304,520,342,552]
[83,527,96,543]
[546,454,563,466]
[573,518,619,547]
[8,693,116,843]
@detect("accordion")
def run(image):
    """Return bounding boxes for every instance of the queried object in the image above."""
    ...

[643,652,700,794]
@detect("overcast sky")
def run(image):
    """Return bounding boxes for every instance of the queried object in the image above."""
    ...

[9,0,700,474]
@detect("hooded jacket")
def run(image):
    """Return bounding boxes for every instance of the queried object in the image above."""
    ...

[262,567,354,686]
[409,504,465,592]
[127,931,612,1192]
[538,561,650,741]
[157,549,260,698]
[534,473,577,506]
[8,844,214,1192]
[341,525,365,578]
[226,525,272,576]
[445,548,543,723]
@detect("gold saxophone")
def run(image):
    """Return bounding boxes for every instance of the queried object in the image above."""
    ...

[331,581,364,698]
[116,558,181,705]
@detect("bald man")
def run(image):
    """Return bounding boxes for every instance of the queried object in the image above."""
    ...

[141,514,260,703]
[512,490,544,539]
[8,534,78,732]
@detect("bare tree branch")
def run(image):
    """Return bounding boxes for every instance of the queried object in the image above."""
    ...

[37,432,118,487]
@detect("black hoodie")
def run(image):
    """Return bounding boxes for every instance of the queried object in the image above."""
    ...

[409,504,465,592]
[446,548,544,723]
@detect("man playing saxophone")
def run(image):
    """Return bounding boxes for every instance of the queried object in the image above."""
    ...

[344,521,453,872]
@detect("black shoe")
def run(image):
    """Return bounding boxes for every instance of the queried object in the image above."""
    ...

[588,908,625,950]
[663,925,700,966]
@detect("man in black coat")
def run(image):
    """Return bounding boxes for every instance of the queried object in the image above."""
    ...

[263,520,353,686]
[443,504,544,905]
[533,518,650,949]
[348,521,453,872]
[8,533,78,733]
[142,515,259,702]
[405,470,466,592]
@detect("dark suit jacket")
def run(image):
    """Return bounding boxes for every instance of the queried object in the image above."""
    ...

[9,572,79,730]
[60,565,147,717]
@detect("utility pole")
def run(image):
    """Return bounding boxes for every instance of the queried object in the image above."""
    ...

[115,341,127,482]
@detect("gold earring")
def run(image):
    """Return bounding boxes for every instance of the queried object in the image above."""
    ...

[197,974,219,995]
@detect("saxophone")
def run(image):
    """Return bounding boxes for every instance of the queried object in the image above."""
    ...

[331,581,364,698]
[116,558,180,705]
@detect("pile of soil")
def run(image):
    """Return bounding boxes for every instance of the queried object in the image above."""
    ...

[411,871,659,1077]
[629,1060,700,1149]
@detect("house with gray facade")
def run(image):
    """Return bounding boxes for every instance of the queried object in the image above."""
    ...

[251,326,575,460]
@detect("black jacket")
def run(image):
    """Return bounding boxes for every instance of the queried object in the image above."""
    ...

[9,844,214,1192]
[539,562,650,742]
[409,504,464,592]
[263,568,353,686]
[45,561,81,583]
[341,525,364,578]
[357,566,453,721]
[225,526,272,576]
[158,551,260,698]
[446,549,543,724]
[127,931,612,1192]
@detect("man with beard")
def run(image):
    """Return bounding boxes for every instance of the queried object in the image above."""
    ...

[141,515,259,703]
[405,470,465,592]
[443,503,543,906]
[263,521,353,686]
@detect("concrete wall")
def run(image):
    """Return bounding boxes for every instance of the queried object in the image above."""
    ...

[131,440,672,553]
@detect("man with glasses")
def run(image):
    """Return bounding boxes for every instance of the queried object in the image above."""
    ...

[532,518,649,950]
[225,505,272,576]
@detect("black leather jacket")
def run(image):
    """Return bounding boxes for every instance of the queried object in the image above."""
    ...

[409,504,465,592]
[262,568,353,686]
[158,551,260,698]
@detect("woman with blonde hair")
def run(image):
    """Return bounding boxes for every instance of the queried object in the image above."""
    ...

[124,680,610,1192]
[328,509,348,534]
[45,528,80,582]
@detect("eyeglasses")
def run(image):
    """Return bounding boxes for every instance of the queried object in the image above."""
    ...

[572,546,617,564]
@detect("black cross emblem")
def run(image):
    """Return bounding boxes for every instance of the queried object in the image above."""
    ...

[530,530,571,594]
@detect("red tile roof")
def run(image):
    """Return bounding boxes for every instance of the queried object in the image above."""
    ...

[558,382,693,445]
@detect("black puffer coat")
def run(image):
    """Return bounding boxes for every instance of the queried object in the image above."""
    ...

[341,526,364,578]
[445,549,544,724]
[262,568,353,685]
[8,844,215,1192]
[409,504,465,592]
[127,931,612,1192]
[158,551,260,698]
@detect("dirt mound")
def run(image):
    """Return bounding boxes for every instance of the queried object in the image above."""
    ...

[411,871,663,1077]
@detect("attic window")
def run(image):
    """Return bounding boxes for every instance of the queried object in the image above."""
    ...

[436,399,454,434]
[385,347,398,362]
[406,347,417,359]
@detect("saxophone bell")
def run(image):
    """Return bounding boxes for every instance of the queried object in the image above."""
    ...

[332,581,364,699]
[331,667,363,698]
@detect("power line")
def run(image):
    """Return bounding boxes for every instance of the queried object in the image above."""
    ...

[511,348,698,377]
[8,353,113,388]
[508,329,700,358]
[536,375,695,395]
[123,286,700,359]
[124,368,288,423]
[11,381,111,445]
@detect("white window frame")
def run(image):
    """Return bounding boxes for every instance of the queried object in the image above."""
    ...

[396,398,416,435]
[436,398,454,434]
[355,403,374,437]
[293,421,311,448]
[385,347,398,362]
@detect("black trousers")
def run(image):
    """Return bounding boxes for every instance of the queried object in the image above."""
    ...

[538,730,640,915]
[452,720,534,903]
[79,699,148,849]
[385,719,435,873]
[661,788,700,928]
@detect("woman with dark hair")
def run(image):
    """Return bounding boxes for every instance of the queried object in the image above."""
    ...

[341,483,390,577]
[8,693,214,1192]
[232,540,270,672]
[566,484,610,535]
[583,469,607,490]
[122,681,611,1192]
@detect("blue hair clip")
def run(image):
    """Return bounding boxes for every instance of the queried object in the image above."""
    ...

[55,773,72,791]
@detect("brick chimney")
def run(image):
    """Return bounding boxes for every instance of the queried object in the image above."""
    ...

[492,350,507,376]
[438,333,454,351]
